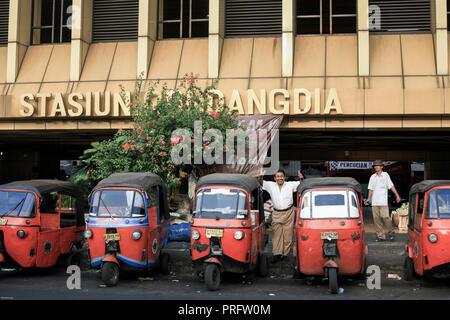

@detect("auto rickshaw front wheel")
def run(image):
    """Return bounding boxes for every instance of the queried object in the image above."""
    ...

[101,262,120,287]
[159,252,170,275]
[257,254,269,277]
[327,267,338,294]
[204,263,221,291]
[403,256,415,281]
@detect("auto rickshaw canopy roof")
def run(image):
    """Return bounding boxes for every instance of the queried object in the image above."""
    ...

[409,180,450,196]
[0,179,84,198]
[297,177,362,194]
[196,173,260,193]
[93,172,166,192]
[0,179,85,226]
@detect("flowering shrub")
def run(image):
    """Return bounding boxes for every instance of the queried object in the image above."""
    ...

[73,74,239,192]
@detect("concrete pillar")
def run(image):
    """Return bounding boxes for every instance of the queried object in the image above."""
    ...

[282,0,295,77]
[137,0,157,78]
[357,0,369,76]
[70,0,92,81]
[431,0,448,75]
[208,0,224,79]
[6,0,32,83]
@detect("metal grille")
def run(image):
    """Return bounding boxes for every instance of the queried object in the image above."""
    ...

[92,0,139,42]
[0,0,9,46]
[225,0,282,37]
[369,0,431,33]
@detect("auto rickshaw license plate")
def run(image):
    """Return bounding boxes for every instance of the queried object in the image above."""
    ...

[0,218,6,225]
[206,228,223,238]
[104,233,120,241]
[320,231,338,240]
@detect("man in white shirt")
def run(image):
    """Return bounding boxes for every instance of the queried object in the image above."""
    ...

[259,169,304,263]
[364,160,401,241]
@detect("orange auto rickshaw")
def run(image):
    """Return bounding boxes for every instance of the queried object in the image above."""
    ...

[404,180,450,280]
[294,177,367,293]
[0,180,85,271]
[191,173,268,291]
[85,172,170,286]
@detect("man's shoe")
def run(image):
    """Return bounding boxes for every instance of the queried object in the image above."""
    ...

[271,255,282,263]
[375,237,386,242]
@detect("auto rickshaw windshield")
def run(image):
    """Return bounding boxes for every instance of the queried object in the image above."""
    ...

[194,188,248,219]
[89,189,146,218]
[427,188,450,219]
[300,189,360,219]
[0,191,36,218]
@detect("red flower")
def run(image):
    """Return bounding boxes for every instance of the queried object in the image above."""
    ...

[171,137,181,145]
[122,143,131,150]
[210,111,219,119]
[146,136,152,140]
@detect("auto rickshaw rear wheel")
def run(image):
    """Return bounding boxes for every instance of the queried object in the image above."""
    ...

[204,263,221,291]
[159,252,170,275]
[257,254,269,277]
[102,262,120,287]
[403,256,415,281]
[327,268,338,294]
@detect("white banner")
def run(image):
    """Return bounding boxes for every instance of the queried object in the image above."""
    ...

[328,161,374,171]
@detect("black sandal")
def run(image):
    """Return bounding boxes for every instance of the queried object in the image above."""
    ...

[375,238,386,242]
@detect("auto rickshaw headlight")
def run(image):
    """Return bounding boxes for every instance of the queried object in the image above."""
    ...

[84,229,93,239]
[132,230,142,240]
[234,230,244,240]
[428,233,438,243]
[17,230,26,238]
[191,230,200,240]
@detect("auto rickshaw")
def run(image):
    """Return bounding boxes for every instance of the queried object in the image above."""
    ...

[191,173,268,291]
[404,180,450,280]
[85,172,170,286]
[294,177,367,293]
[0,180,85,271]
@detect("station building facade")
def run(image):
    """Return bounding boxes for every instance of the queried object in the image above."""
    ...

[0,0,449,182]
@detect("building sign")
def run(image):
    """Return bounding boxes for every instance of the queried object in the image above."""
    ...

[12,87,342,118]
[328,161,374,171]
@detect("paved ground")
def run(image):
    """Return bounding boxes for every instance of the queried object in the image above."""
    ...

[1,215,450,304]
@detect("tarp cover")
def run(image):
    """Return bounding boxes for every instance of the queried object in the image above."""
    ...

[196,173,260,193]
[297,177,362,194]
[94,172,165,191]
[409,180,450,196]
[0,179,85,226]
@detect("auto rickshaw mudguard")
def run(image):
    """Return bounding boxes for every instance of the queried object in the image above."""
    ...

[102,255,119,266]
[205,257,222,266]
[0,252,4,262]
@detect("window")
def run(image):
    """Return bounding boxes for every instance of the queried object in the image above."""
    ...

[0,0,9,46]
[300,189,359,219]
[408,193,416,230]
[426,189,450,219]
[89,189,146,218]
[369,0,430,33]
[296,0,356,35]
[60,193,77,227]
[92,0,139,42]
[194,188,248,219]
[225,0,282,37]
[159,0,209,39]
[414,192,424,230]
[31,0,72,45]
[0,191,36,218]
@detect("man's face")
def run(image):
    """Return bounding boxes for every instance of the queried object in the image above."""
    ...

[374,165,383,172]
[275,172,285,185]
